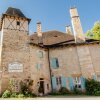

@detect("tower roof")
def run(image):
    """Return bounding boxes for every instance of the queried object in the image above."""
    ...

[0,7,31,30]
[5,7,26,18]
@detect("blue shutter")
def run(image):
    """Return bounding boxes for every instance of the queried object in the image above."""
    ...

[92,74,97,81]
[50,58,58,68]
[52,76,57,90]
[61,76,66,88]
[68,77,74,91]
[80,76,86,90]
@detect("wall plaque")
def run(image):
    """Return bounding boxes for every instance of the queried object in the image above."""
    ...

[8,62,23,72]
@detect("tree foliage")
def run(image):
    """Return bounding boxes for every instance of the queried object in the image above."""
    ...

[86,21,100,40]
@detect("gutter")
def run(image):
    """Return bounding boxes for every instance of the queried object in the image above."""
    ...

[47,48,53,92]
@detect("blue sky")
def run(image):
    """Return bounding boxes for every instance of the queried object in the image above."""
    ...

[0,0,100,34]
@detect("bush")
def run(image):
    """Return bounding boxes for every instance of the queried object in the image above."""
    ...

[49,91,61,95]
[17,94,25,98]
[20,79,36,97]
[72,87,84,95]
[94,91,100,96]
[59,87,70,94]
[2,90,11,98]
[85,79,100,96]
[10,93,18,98]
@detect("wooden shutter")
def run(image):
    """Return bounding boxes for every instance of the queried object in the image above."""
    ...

[61,76,66,88]
[92,74,97,81]
[52,76,57,90]
[68,77,74,91]
[80,76,86,90]
[50,58,59,68]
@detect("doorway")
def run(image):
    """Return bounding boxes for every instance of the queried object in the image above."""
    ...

[38,80,44,94]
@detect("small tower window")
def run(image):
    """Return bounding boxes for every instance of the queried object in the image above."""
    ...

[17,21,20,26]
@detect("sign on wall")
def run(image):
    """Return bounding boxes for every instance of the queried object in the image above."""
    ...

[8,62,23,72]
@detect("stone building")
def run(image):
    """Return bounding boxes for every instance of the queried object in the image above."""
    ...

[0,7,100,95]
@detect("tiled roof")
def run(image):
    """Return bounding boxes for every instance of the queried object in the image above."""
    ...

[30,30,75,46]
[30,30,100,47]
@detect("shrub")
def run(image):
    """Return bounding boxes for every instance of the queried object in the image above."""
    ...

[59,87,70,94]
[17,94,25,98]
[10,93,18,98]
[49,91,61,95]
[85,79,100,96]
[72,87,84,95]
[20,79,36,97]
[94,91,100,96]
[2,90,11,98]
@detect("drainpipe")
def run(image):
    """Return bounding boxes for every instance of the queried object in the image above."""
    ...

[47,48,53,92]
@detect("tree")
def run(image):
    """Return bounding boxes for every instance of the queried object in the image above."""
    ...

[86,21,100,40]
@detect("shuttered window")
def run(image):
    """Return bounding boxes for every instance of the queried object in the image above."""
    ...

[92,74,97,81]
[50,58,59,68]
[97,76,100,82]
[68,77,74,90]
[36,63,42,70]
[56,77,61,85]
[61,76,67,88]
[73,77,81,89]
[80,76,86,90]
[52,76,57,89]
[37,51,43,58]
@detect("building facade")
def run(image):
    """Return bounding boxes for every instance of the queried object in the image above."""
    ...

[0,7,100,95]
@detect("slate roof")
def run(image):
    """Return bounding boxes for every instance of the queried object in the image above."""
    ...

[5,7,26,18]
[0,7,31,30]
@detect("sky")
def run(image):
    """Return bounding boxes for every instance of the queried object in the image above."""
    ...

[0,0,100,34]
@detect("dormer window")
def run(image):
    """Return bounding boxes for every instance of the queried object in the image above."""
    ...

[17,21,20,26]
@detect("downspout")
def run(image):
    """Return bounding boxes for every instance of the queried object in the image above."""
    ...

[47,48,53,92]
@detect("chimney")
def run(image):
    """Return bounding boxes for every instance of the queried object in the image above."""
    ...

[66,25,72,35]
[37,22,42,37]
[70,7,85,42]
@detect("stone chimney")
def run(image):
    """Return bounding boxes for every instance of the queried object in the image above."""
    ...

[37,22,42,37]
[66,25,72,35]
[70,7,85,42]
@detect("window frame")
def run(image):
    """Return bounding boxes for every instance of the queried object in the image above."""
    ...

[16,21,20,26]
[51,58,59,68]
[73,77,82,89]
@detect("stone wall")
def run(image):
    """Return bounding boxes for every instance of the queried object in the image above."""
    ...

[0,29,30,93]
[89,43,100,76]
[30,45,51,94]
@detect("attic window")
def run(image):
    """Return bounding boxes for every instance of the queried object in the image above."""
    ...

[17,21,20,26]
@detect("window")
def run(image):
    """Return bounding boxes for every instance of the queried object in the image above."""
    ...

[37,51,43,58]
[73,77,81,89]
[50,58,59,68]
[17,21,20,26]
[56,77,61,85]
[36,63,43,70]
[97,76,100,82]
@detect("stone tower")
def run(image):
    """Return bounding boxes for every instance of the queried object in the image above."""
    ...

[70,7,85,42]
[0,7,31,93]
